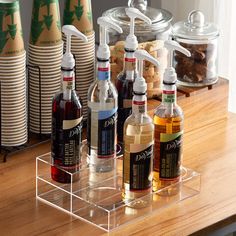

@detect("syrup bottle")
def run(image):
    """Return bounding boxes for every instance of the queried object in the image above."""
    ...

[116,8,151,152]
[153,40,191,195]
[122,50,159,207]
[87,17,123,172]
[51,25,88,183]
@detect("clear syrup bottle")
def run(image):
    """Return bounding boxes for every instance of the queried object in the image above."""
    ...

[87,17,123,172]
[122,50,159,208]
[153,40,191,195]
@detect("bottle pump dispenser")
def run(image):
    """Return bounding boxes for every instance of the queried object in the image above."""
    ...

[51,25,88,183]
[87,17,123,172]
[153,40,191,195]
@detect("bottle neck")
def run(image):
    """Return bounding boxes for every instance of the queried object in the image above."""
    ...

[162,83,177,115]
[62,69,75,100]
[97,60,110,81]
[132,93,147,118]
[123,50,136,81]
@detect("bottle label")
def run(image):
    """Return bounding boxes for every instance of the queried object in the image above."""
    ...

[117,99,132,142]
[133,100,146,114]
[162,90,175,104]
[125,57,136,71]
[97,108,117,158]
[124,144,153,191]
[98,67,110,80]
[52,116,83,167]
[62,76,75,90]
[159,131,183,180]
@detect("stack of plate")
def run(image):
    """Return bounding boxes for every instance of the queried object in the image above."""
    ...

[0,52,27,146]
[62,31,95,119]
[28,0,63,134]
[28,43,63,134]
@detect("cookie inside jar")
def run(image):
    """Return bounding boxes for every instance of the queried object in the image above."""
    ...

[110,40,168,98]
[173,10,219,87]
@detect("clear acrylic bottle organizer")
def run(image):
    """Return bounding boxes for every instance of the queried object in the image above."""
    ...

[36,141,201,232]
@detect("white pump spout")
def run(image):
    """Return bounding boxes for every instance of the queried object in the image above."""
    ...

[134,50,160,94]
[125,7,152,51]
[164,40,191,84]
[62,25,88,69]
[97,17,123,60]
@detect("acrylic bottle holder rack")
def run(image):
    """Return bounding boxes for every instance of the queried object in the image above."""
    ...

[36,141,201,232]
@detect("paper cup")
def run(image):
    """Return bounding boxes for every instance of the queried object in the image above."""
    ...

[30,0,62,46]
[1,135,27,147]
[0,0,25,57]
[63,0,93,35]
[29,42,63,51]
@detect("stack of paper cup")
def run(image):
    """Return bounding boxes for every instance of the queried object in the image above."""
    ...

[63,0,95,119]
[29,0,63,134]
[0,0,27,146]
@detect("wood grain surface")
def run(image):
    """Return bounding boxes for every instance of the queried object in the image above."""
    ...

[0,79,235,236]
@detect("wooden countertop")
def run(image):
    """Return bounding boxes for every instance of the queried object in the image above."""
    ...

[1,108,236,235]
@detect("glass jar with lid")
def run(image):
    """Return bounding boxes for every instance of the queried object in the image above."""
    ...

[102,0,172,98]
[173,10,219,87]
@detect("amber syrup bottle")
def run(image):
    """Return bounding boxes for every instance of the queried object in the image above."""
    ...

[153,40,190,195]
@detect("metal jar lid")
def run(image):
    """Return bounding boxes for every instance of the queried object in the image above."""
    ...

[102,4,172,35]
[173,10,219,40]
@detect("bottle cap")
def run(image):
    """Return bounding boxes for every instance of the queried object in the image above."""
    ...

[125,7,151,51]
[134,49,160,94]
[163,40,191,84]
[97,17,123,60]
[62,25,88,69]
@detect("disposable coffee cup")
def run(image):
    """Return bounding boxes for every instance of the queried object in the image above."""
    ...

[0,0,24,57]
[30,0,62,46]
[63,0,93,35]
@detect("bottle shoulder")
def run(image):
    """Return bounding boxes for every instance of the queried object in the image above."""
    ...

[88,80,118,102]
[154,103,183,118]
[53,91,82,107]
[124,114,154,127]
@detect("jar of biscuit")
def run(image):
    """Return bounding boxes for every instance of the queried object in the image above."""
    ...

[102,0,172,98]
[173,10,219,87]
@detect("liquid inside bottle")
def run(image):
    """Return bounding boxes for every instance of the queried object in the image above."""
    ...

[51,70,83,183]
[122,94,154,208]
[87,60,118,172]
[116,50,137,150]
[153,86,183,196]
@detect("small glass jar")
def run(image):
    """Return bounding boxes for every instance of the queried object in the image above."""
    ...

[102,0,173,98]
[173,10,219,87]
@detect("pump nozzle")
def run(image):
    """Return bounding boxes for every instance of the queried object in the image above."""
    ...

[125,8,151,51]
[164,40,191,84]
[97,16,123,60]
[134,49,160,94]
[62,25,88,69]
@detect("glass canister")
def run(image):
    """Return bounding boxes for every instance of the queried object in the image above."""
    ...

[102,0,172,98]
[173,10,219,87]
